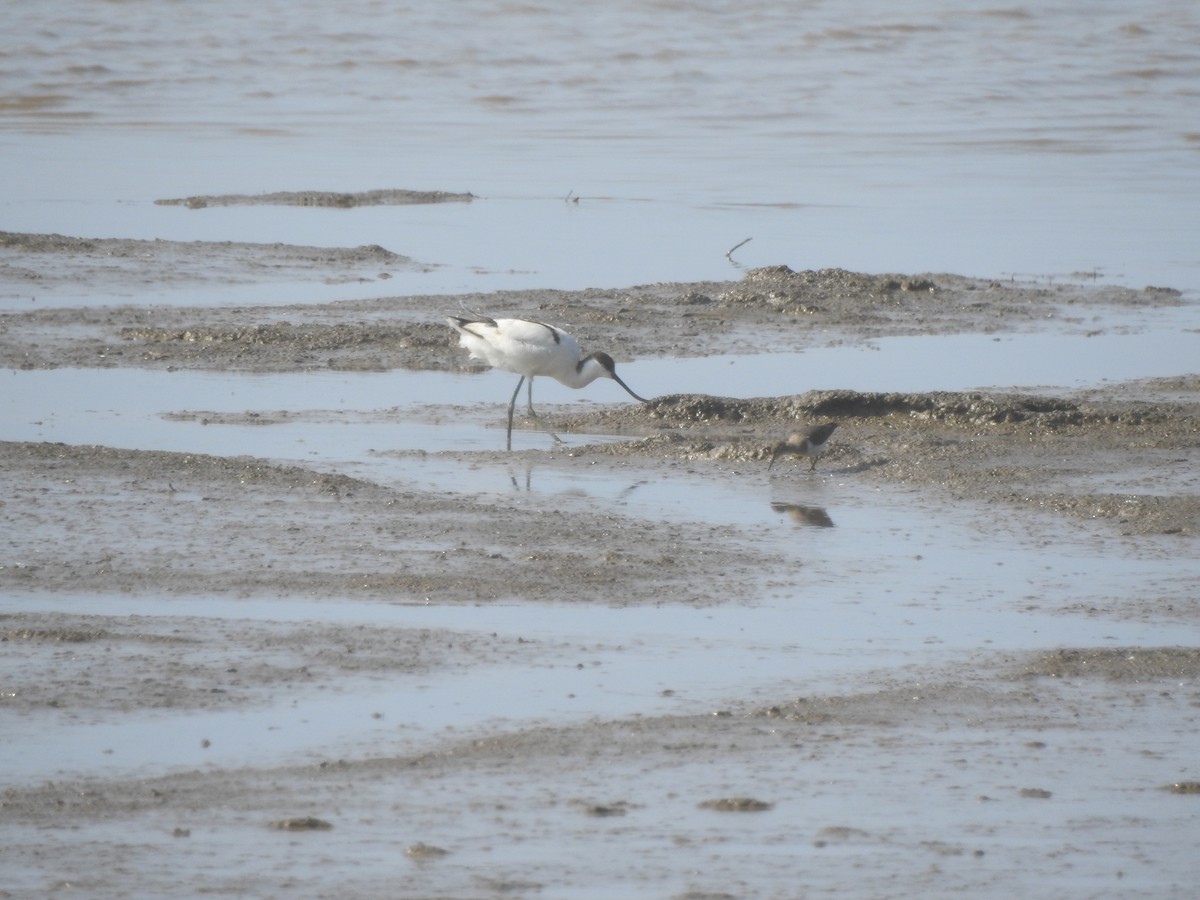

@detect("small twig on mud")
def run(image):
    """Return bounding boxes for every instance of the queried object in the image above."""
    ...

[726,237,752,261]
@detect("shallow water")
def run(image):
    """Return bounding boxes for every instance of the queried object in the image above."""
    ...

[4,0,1199,299]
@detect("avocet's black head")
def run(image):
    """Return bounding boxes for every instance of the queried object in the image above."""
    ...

[586,351,648,402]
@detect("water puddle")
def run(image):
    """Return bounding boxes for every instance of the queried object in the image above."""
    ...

[635,323,1200,396]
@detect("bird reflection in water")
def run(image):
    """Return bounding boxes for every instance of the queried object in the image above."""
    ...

[770,501,835,528]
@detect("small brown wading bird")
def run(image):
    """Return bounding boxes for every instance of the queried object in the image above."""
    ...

[768,422,840,471]
[447,314,648,450]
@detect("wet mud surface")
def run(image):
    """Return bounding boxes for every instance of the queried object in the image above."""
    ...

[0,229,431,298]
[1,248,1186,369]
[2,230,1199,897]
[1,441,772,606]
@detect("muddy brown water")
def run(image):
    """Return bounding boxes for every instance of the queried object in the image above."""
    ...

[2,237,1199,897]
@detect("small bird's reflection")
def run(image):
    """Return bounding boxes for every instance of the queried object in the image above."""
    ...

[770,501,835,528]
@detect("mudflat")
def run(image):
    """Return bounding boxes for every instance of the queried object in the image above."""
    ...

[2,232,1198,897]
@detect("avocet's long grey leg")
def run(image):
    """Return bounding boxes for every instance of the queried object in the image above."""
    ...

[505,375,562,449]
[506,376,525,452]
